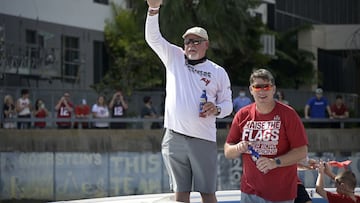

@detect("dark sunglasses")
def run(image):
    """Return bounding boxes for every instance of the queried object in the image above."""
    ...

[184,38,207,45]
[335,178,343,186]
[252,84,273,92]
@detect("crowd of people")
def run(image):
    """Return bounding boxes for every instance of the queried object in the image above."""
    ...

[1,88,169,129]
[1,85,352,130]
[2,89,131,129]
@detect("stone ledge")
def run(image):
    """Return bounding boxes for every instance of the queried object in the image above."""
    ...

[0,129,359,153]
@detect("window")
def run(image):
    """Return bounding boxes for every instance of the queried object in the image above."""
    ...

[93,0,109,5]
[0,26,5,57]
[126,0,134,8]
[26,30,36,44]
[93,40,109,84]
[62,35,80,79]
[25,29,44,69]
[260,34,275,56]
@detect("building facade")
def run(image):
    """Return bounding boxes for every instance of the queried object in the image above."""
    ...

[0,0,127,89]
[271,0,360,94]
[0,0,359,115]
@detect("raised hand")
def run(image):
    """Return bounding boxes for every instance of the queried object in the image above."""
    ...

[147,0,162,8]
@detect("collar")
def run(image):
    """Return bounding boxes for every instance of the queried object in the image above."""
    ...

[185,55,207,66]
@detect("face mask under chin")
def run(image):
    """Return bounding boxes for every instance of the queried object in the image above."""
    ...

[187,53,199,60]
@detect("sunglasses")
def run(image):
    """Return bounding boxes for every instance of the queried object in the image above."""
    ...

[184,38,207,45]
[252,84,273,92]
[335,178,343,186]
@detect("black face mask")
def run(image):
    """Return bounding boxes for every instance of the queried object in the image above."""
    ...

[185,55,207,66]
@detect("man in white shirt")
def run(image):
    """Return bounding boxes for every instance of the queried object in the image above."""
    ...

[16,89,32,129]
[145,1,233,202]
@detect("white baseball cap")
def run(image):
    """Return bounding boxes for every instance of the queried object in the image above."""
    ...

[315,88,323,94]
[182,27,209,40]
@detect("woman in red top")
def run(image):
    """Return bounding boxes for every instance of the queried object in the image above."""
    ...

[74,99,90,129]
[33,99,49,128]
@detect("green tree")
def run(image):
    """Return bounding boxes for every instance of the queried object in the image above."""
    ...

[97,1,315,93]
[146,0,272,86]
[92,3,164,95]
[269,25,315,89]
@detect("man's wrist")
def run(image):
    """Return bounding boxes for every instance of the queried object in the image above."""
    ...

[274,157,281,167]
[149,7,160,10]
[148,7,160,16]
[214,106,221,116]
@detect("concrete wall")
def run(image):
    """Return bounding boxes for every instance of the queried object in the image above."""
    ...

[298,25,360,51]
[0,129,359,201]
[1,128,359,153]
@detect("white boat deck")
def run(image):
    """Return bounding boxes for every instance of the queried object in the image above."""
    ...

[50,188,360,203]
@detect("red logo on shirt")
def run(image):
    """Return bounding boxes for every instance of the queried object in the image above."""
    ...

[200,78,210,86]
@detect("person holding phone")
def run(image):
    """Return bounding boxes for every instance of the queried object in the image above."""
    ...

[34,99,49,128]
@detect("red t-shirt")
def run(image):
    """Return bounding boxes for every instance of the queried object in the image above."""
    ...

[75,105,90,116]
[34,109,47,128]
[331,104,348,116]
[74,105,90,128]
[56,102,73,127]
[327,191,360,203]
[226,102,308,201]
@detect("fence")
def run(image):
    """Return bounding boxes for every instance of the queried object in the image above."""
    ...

[2,117,360,129]
[1,87,359,121]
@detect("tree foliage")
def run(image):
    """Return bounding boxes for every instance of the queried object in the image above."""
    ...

[93,0,315,94]
[145,0,272,86]
[268,24,315,89]
[92,3,164,95]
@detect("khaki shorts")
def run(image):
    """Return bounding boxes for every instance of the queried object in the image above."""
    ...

[161,129,217,193]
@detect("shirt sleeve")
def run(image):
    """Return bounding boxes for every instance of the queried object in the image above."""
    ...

[145,13,174,67]
[215,68,233,118]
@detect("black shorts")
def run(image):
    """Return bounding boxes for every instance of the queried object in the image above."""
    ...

[295,184,312,203]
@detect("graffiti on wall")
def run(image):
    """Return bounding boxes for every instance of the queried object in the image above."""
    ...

[108,152,167,196]
[0,152,54,199]
[0,152,168,200]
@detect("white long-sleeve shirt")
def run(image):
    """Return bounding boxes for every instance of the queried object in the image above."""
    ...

[145,13,233,142]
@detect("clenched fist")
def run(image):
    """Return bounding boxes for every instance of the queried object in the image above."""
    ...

[147,0,162,8]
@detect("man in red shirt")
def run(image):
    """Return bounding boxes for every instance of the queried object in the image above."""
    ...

[331,95,349,119]
[55,92,73,128]
[330,95,349,128]
[224,69,308,203]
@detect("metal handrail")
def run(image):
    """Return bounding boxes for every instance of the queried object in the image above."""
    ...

[2,117,360,128]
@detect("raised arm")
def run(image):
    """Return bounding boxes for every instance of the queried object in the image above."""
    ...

[147,0,162,8]
[316,161,329,200]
